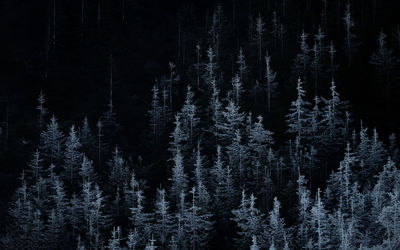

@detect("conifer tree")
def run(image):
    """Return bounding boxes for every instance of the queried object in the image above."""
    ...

[40,115,64,164]
[154,188,173,247]
[311,189,329,250]
[148,85,162,139]
[231,74,243,106]
[36,90,48,132]
[370,31,396,84]
[286,78,310,141]
[170,149,188,204]
[180,85,199,144]
[63,125,82,185]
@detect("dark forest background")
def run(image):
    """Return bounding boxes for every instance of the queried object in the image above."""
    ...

[1,0,400,248]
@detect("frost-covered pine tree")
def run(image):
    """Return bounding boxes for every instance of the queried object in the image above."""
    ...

[79,116,94,152]
[296,175,312,248]
[248,115,274,171]
[148,85,162,139]
[328,41,338,78]
[108,146,130,189]
[40,115,64,164]
[293,32,311,82]
[227,130,249,187]
[130,190,152,246]
[343,2,356,67]
[180,85,199,144]
[370,31,396,83]
[63,125,82,185]
[185,186,213,249]
[265,51,277,113]
[311,189,329,250]
[169,114,187,157]
[203,47,219,92]
[28,150,43,183]
[193,142,210,208]
[79,154,96,183]
[231,74,243,105]
[286,78,310,141]
[217,100,245,145]
[266,197,286,248]
[36,90,48,132]
[170,149,188,204]
[250,235,260,250]
[107,226,121,250]
[154,188,173,247]
[232,192,265,249]
[321,79,348,145]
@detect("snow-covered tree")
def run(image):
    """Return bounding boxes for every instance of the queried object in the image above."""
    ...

[203,46,218,90]
[107,226,122,250]
[148,85,162,139]
[180,85,199,144]
[232,191,265,249]
[40,115,64,164]
[63,125,82,184]
[185,187,213,249]
[217,100,245,145]
[130,190,152,246]
[293,32,311,82]
[170,149,188,204]
[79,155,96,183]
[36,90,48,131]
[153,188,173,247]
[231,74,243,106]
[370,31,396,83]
[311,189,329,250]
[286,78,310,141]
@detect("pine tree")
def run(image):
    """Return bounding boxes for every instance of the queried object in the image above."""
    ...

[311,189,329,249]
[266,197,286,248]
[154,188,173,247]
[107,226,121,250]
[28,150,43,183]
[194,43,202,88]
[232,191,265,248]
[370,31,396,83]
[185,187,213,249]
[63,125,82,185]
[170,149,188,204]
[203,46,218,90]
[108,146,130,189]
[36,90,48,132]
[265,51,277,113]
[293,32,311,82]
[148,85,162,139]
[296,175,312,248]
[180,85,199,144]
[79,155,96,183]
[130,190,152,246]
[286,78,310,141]
[217,100,245,145]
[79,116,94,152]
[231,74,243,106]
[40,115,64,164]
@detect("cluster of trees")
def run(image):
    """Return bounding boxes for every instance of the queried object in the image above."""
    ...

[1,0,400,249]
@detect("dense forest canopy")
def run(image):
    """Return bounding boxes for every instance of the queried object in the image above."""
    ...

[1,0,400,249]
